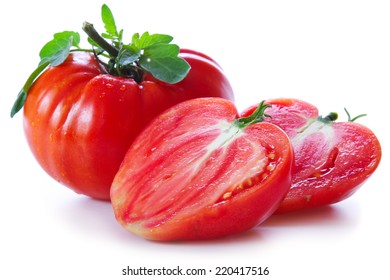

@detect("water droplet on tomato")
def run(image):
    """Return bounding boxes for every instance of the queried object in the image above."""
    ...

[120,85,126,91]
[106,83,113,88]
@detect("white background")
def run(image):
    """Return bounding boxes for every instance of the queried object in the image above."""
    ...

[1,0,389,279]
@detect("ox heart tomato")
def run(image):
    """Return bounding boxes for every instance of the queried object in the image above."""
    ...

[11,5,234,200]
[241,98,382,214]
[110,98,293,241]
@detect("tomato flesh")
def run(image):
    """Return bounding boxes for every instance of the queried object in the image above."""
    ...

[283,121,381,213]
[241,98,382,213]
[111,98,292,240]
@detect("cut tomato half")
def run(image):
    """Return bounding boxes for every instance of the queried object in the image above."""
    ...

[241,98,382,214]
[111,98,292,240]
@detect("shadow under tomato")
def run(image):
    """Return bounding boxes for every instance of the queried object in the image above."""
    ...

[262,202,360,228]
[58,195,359,245]
[58,195,267,245]
[177,204,359,245]
[55,195,130,239]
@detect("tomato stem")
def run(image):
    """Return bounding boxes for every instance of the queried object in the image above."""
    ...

[234,101,271,129]
[82,22,119,57]
[344,108,367,122]
[81,21,145,83]
[318,112,338,123]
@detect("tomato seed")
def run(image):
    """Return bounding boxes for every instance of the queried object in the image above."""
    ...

[223,192,232,200]
[267,153,276,160]
[266,163,275,171]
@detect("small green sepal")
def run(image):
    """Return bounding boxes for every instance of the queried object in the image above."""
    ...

[234,101,271,129]
[344,108,367,122]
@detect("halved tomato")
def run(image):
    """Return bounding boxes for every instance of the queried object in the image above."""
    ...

[111,98,293,240]
[241,98,382,214]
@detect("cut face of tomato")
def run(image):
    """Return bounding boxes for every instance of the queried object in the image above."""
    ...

[241,98,382,214]
[111,98,292,241]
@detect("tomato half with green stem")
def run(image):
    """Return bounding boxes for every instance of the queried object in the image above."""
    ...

[111,98,293,241]
[12,5,234,200]
[241,98,382,214]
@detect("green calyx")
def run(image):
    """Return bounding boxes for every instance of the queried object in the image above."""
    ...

[317,108,367,124]
[10,4,190,118]
[344,108,367,122]
[318,112,338,123]
[234,101,271,129]
[83,4,190,83]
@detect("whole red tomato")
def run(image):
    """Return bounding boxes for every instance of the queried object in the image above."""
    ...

[23,51,234,200]
[111,98,293,241]
[241,98,382,213]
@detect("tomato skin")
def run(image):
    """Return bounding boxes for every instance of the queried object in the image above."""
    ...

[23,51,234,200]
[111,98,292,241]
[241,98,382,213]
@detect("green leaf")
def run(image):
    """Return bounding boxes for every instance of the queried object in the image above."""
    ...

[118,29,124,42]
[11,31,78,117]
[131,33,140,46]
[134,32,173,49]
[102,33,115,40]
[143,43,180,58]
[39,38,72,66]
[101,4,118,37]
[139,56,190,84]
[118,45,141,65]
[60,31,80,48]
[137,39,189,83]
[10,61,50,117]
[39,31,80,66]
[10,90,27,118]
[129,32,189,83]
